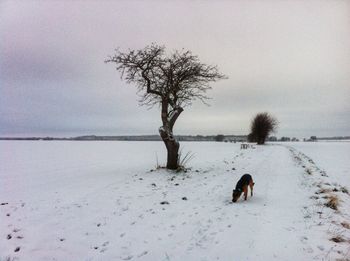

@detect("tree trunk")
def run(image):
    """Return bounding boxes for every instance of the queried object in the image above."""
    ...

[159,127,180,169]
[165,139,180,170]
[159,100,183,170]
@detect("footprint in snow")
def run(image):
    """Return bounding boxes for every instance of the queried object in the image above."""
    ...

[285,227,296,231]
[121,255,133,260]
[317,245,325,251]
[303,247,313,253]
[137,251,148,257]
[300,236,308,243]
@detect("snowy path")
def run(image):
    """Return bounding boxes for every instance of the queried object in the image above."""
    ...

[1,141,349,260]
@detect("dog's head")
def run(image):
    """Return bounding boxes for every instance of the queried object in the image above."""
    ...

[232,189,242,202]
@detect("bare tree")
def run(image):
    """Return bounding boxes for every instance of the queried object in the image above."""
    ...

[106,44,226,169]
[249,112,278,145]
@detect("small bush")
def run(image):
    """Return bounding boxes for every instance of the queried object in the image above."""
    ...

[249,112,278,144]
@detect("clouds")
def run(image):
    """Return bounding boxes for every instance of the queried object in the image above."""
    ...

[0,0,349,137]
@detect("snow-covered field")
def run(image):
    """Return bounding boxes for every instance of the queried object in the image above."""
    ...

[1,141,349,261]
[284,142,350,189]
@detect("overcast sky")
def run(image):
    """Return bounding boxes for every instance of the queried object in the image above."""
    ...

[1,0,349,138]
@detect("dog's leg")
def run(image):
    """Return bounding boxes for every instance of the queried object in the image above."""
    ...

[250,181,254,197]
[243,186,248,200]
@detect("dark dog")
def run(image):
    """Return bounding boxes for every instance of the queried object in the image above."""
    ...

[232,174,254,202]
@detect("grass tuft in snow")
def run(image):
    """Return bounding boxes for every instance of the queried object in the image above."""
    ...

[340,186,349,194]
[341,222,350,230]
[152,150,195,173]
[155,152,160,169]
[305,168,313,175]
[324,194,340,210]
[316,188,332,194]
[330,236,346,243]
[177,149,195,172]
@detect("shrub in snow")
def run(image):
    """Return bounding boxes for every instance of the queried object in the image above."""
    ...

[249,112,278,145]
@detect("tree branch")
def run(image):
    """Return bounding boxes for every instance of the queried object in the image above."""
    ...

[141,70,162,96]
[169,106,184,130]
